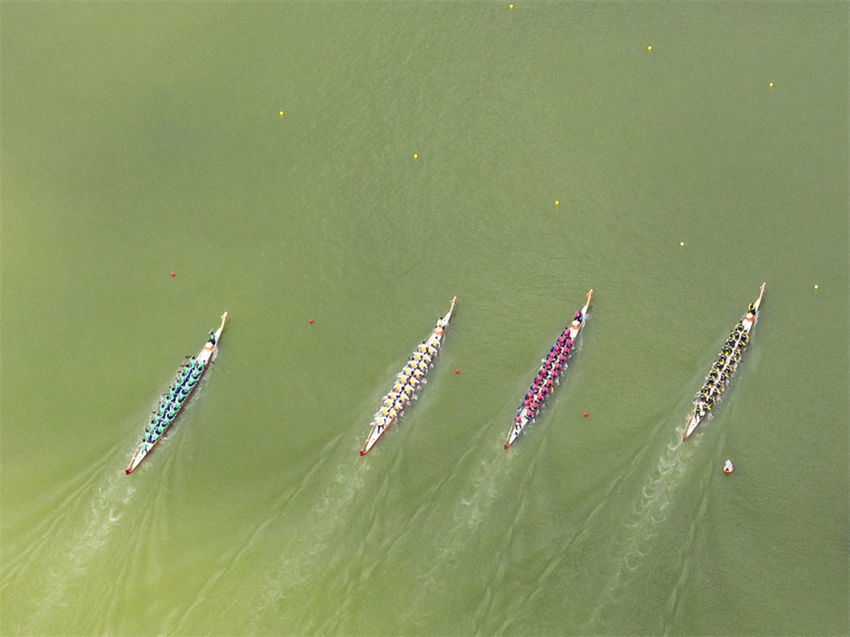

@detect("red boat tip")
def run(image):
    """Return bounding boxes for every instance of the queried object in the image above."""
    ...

[359,450,365,456]
[504,443,509,450]
[125,469,131,475]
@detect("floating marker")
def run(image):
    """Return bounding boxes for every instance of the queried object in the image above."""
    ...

[769,82,774,88]
[413,153,418,159]
[454,369,459,374]
[814,284,819,290]
[171,272,176,277]
[583,412,588,418]
[680,241,685,247]
[308,319,314,324]
[647,45,653,51]
[555,200,560,206]
[279,110,285,116]
[509,3,514,8]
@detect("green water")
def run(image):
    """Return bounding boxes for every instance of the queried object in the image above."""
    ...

[2,2,847,635]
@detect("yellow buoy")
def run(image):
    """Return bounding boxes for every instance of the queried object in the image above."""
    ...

[509,3,514,8]
[814,284,819,290]
[279,110,284,116]
[413,153,418,160]
[680,241,685,247]
[769,82,774,88]
[647,45,653,51]
[555,200,560,206]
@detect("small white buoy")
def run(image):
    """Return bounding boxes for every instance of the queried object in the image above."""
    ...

[722,459,734,474]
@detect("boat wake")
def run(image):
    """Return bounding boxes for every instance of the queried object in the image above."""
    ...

[581,421,700,634]
[2,460,134,634]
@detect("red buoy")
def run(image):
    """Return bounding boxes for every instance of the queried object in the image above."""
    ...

[455,369,459,374]
[170,272,176,277]
[308,319,313,324]
[583,412,588,418]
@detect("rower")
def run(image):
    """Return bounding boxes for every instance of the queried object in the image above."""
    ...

[722,459,734,474]
[208,330,217,345]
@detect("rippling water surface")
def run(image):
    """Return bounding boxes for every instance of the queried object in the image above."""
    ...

[2,3,847,635]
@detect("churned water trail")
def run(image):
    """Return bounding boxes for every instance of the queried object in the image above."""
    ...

[239,429,370,632]
[581,418,696,634]
[15,460,134,634]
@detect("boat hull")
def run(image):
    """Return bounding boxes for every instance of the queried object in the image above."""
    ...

[360,298,456,456]
[505,289,593,449]
[682,284,764,441]
[125,312,228,474]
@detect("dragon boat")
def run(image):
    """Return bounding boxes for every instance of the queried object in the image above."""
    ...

[360,297,456,456]
[682,283,765,441]
[504,289,593,449]
[125,312,228,474]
